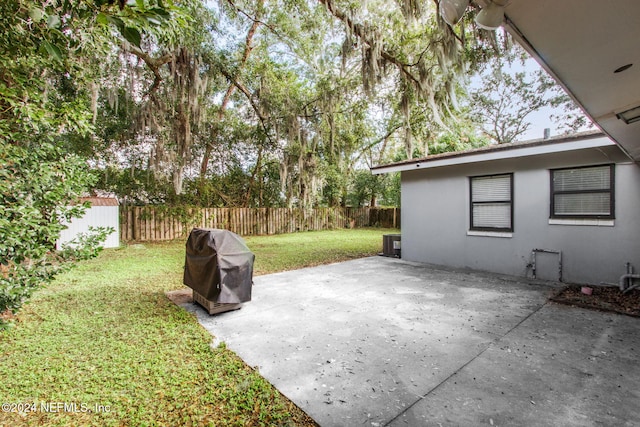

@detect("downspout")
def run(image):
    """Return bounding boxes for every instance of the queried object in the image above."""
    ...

[619,275,640,292]
[619,264,640,293]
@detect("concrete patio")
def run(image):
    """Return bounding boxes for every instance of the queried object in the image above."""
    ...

[179,257,640,426]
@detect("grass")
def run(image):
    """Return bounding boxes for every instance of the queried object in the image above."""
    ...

[0,228,397,426]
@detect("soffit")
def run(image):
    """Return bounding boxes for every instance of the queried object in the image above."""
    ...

[504,0,640,160]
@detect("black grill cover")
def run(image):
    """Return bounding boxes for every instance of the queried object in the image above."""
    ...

[183,228,254,304]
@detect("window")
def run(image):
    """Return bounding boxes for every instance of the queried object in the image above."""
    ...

[550,165,614,219]
[469,173,513,231]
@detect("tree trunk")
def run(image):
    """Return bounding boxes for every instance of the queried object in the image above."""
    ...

[244,143,264,207]
[200,4,262,178]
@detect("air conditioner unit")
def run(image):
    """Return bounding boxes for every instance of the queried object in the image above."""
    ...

[382,234,401,258]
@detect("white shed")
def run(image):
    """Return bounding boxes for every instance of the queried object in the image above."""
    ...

[57,197,120,250]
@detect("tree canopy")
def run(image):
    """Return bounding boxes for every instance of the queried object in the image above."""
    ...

[73,0,527,207]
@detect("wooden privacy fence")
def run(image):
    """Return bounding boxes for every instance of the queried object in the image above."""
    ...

[120,206,400,242]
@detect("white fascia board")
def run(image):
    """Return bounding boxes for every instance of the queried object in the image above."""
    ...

[371,136,615,175]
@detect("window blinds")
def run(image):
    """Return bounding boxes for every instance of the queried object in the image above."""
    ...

[553,166,610,192]
[552,165,612,217]
[471,174,512,230]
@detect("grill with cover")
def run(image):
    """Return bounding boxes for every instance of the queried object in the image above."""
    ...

[183,228,255,314]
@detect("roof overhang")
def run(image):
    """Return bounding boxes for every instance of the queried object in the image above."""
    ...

[502,0,640,161]
[371,132,615,175]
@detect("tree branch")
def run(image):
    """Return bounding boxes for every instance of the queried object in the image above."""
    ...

[124,42,173,96]
[353,122,404,165]
[317,0,425,91]
[218,67,275,148]
[225,0,284,40]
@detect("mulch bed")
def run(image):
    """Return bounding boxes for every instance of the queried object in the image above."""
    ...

[550,285,640,317]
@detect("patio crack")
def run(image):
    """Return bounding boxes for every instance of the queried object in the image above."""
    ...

[384,300,549,426]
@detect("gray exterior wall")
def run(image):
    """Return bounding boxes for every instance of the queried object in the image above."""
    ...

[400,145,640,285]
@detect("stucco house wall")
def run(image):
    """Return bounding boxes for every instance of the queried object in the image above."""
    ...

[385,135,640,285]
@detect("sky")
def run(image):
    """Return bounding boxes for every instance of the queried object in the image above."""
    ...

[514,59,573,140]
[474,56,594,142]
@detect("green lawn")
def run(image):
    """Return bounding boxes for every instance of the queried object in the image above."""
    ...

[0,228,397,426]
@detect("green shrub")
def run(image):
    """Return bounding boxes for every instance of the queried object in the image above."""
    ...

[0,143,110,327]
